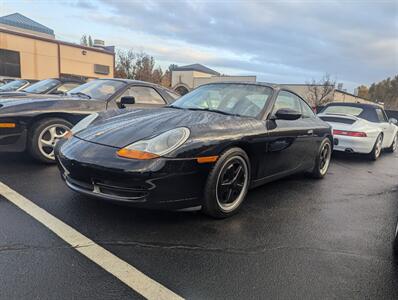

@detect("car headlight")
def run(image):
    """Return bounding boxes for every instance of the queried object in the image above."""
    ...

[117,127,190,159]
[71,113,99,135]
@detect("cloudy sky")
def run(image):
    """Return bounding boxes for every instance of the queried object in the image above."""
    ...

[2,0,398,91]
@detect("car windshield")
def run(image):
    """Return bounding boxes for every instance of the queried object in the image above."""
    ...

[0,80,28,92]
[322,105,363,116]
[23,79,60,94]
[68,80,125,100]
[170,83,273,117]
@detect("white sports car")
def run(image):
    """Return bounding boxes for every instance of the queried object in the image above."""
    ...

[318,103,398,160]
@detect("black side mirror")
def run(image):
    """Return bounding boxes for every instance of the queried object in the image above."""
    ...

[120,96,135,108]
[273,108,302,120]
[389,118,398,125]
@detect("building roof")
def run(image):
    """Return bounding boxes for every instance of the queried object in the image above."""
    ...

[0,13,54,36]
[174,64,220,76]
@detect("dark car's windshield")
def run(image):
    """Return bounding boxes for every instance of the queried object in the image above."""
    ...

[0,80,28,92]
[170,83,273,118]
[23,79,60,94]
[68,80,125,100]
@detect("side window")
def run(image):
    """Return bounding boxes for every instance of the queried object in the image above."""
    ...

[165,90,180,100]
[55,83,81,93]
[123,86,165,104]
[272,91,301,114]
[300,99,315,118]
[375,108,388,123]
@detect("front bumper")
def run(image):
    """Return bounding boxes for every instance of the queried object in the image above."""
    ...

[0,123,27,152]
[332,135,375,154]
[56,137,213,210]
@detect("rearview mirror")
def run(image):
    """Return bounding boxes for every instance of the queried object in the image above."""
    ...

[120,96,135,108]
[273,108,302,120]
[389,118,398,125]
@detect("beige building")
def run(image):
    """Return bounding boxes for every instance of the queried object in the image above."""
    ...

[172,64,256,95]
[0,13,114,81]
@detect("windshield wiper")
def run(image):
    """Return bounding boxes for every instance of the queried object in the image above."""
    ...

[185,107,242,117]
[167,105,184,109]
[70,92,91,99]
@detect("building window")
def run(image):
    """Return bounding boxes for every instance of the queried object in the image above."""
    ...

[0,49,21,77]
[94,64,110,75]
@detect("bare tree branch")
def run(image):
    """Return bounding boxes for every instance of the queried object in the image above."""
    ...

[306,74,336,106]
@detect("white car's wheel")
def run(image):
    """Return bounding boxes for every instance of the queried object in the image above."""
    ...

[369,134,383,161]
[386,134,397,153]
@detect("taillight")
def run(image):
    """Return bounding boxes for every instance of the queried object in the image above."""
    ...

[333,129,367,137]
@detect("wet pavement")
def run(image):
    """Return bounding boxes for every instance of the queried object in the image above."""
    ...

[0,150,397,299]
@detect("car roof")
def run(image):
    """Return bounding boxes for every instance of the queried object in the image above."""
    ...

[57,78,85,83]
[96,78,177,93]
[324,102,383,109]
[199,81,275,89]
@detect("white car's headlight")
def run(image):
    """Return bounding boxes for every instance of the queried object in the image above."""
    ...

[71,113,99,135]
[117,127,190,159]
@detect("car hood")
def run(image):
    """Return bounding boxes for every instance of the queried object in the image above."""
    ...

[0,91,28,97]
[75,108,263,148]
[0,94,80,108]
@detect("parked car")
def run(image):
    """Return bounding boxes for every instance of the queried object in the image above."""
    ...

[0,78,84,98]
[318,103,398,160]
[0,79,37,92]
[0,78,16,87]
[0,79,179,163]
[55,82,332,218]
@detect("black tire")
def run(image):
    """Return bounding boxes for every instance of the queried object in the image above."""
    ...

[369,134,383,161]
[202,147,250,218]
[28,118,72,163]
[386,134,397,153]
[310,138,332,179]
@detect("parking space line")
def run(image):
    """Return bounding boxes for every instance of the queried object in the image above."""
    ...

[0,181,183,300]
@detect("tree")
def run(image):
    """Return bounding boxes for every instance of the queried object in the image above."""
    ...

[114,49,171,86]
[357,85,369,99]
[134,53,155,82]
[80,34,93,47]
[306,74,336,106]
[152,66,163,85]
[161,64,178,87]
[367,75,398,109]
[114,49,136,79]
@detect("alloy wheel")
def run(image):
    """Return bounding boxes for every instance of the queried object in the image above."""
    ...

[216,156,249,212]
[38,124,70,160]
[393,135,397,151]
[319,142,331,175]
[375,135,383,158]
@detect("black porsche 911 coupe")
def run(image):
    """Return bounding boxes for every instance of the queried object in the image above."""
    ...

[55,82,333,218]
[0,79,179,163]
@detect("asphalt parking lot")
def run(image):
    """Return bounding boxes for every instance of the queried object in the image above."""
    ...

[0,151,397,299]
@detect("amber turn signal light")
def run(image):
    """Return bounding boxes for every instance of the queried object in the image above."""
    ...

[64,130,73,139]
[0,123,16,128]
[117,149,159,160]
[196,156,219,163]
